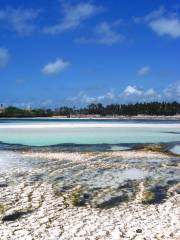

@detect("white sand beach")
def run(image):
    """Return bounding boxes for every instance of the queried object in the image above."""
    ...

[0,123,180,129]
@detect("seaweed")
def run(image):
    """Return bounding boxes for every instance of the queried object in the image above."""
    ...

[0,203,6,213]
[70,187,88,207]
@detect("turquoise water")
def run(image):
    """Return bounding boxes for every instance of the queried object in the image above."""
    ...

[0,119,179,146]
[170,145,180,155]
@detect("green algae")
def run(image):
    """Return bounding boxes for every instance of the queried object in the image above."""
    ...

[0,203,6,213]
[70,187,88,207]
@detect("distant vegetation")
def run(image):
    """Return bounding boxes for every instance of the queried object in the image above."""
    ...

[0,106,53,118]
[0,102,179,117]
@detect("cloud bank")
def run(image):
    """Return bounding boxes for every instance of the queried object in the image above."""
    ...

[67,82,180,105]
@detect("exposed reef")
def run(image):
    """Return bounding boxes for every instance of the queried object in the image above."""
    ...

[0,146,179,239]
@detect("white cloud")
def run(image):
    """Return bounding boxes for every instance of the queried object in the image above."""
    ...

[41,99,53,106]
[137,6,180,39]
[68,92,96,104]
[149,17,180,38]
[0,48,9,67]
[137,66,151,76]
[163,81,180,101]
[123,86,143,97]
[42,58,70,75]
[94,21,125,45]
[67,87,145,105]
[67,85,171,105]
[68,90,116,104]
[67,81,180,106]
[145,88,157,97]
[0,7,41,34]
[77,20,125,46]
[44,2,102,34]
[121,86,160,102]
[144,6,165,22]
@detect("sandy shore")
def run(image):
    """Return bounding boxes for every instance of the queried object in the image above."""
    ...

[0,123,180,129]
[1,115,180,120]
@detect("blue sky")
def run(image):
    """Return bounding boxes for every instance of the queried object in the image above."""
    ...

[0,0,180,107]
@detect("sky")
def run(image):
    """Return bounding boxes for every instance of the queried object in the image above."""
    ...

[0,0,180,108]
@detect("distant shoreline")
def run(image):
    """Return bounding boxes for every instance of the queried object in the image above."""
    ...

[0,115,180,120]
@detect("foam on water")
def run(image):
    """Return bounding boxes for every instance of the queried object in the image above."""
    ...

[110,145,131,151]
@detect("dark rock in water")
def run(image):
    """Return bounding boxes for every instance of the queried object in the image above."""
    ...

[2,211,32,222]
[83,193,90,200]
[167,180,178,185]
[15,172,26,178]
[95,194,128,209]
[167,160,178,167]
[30,174,44,182]
[60,185,74,192]
[152,185,168,203]
[54,176,64,181]
[174,187,180,195]
[142,185,167,204]
[0,183,8,188]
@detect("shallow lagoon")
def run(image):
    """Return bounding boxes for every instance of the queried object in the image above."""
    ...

[0,119,179,146]
[0,125,180,146]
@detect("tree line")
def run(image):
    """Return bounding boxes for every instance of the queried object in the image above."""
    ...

[0,102,179,117]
